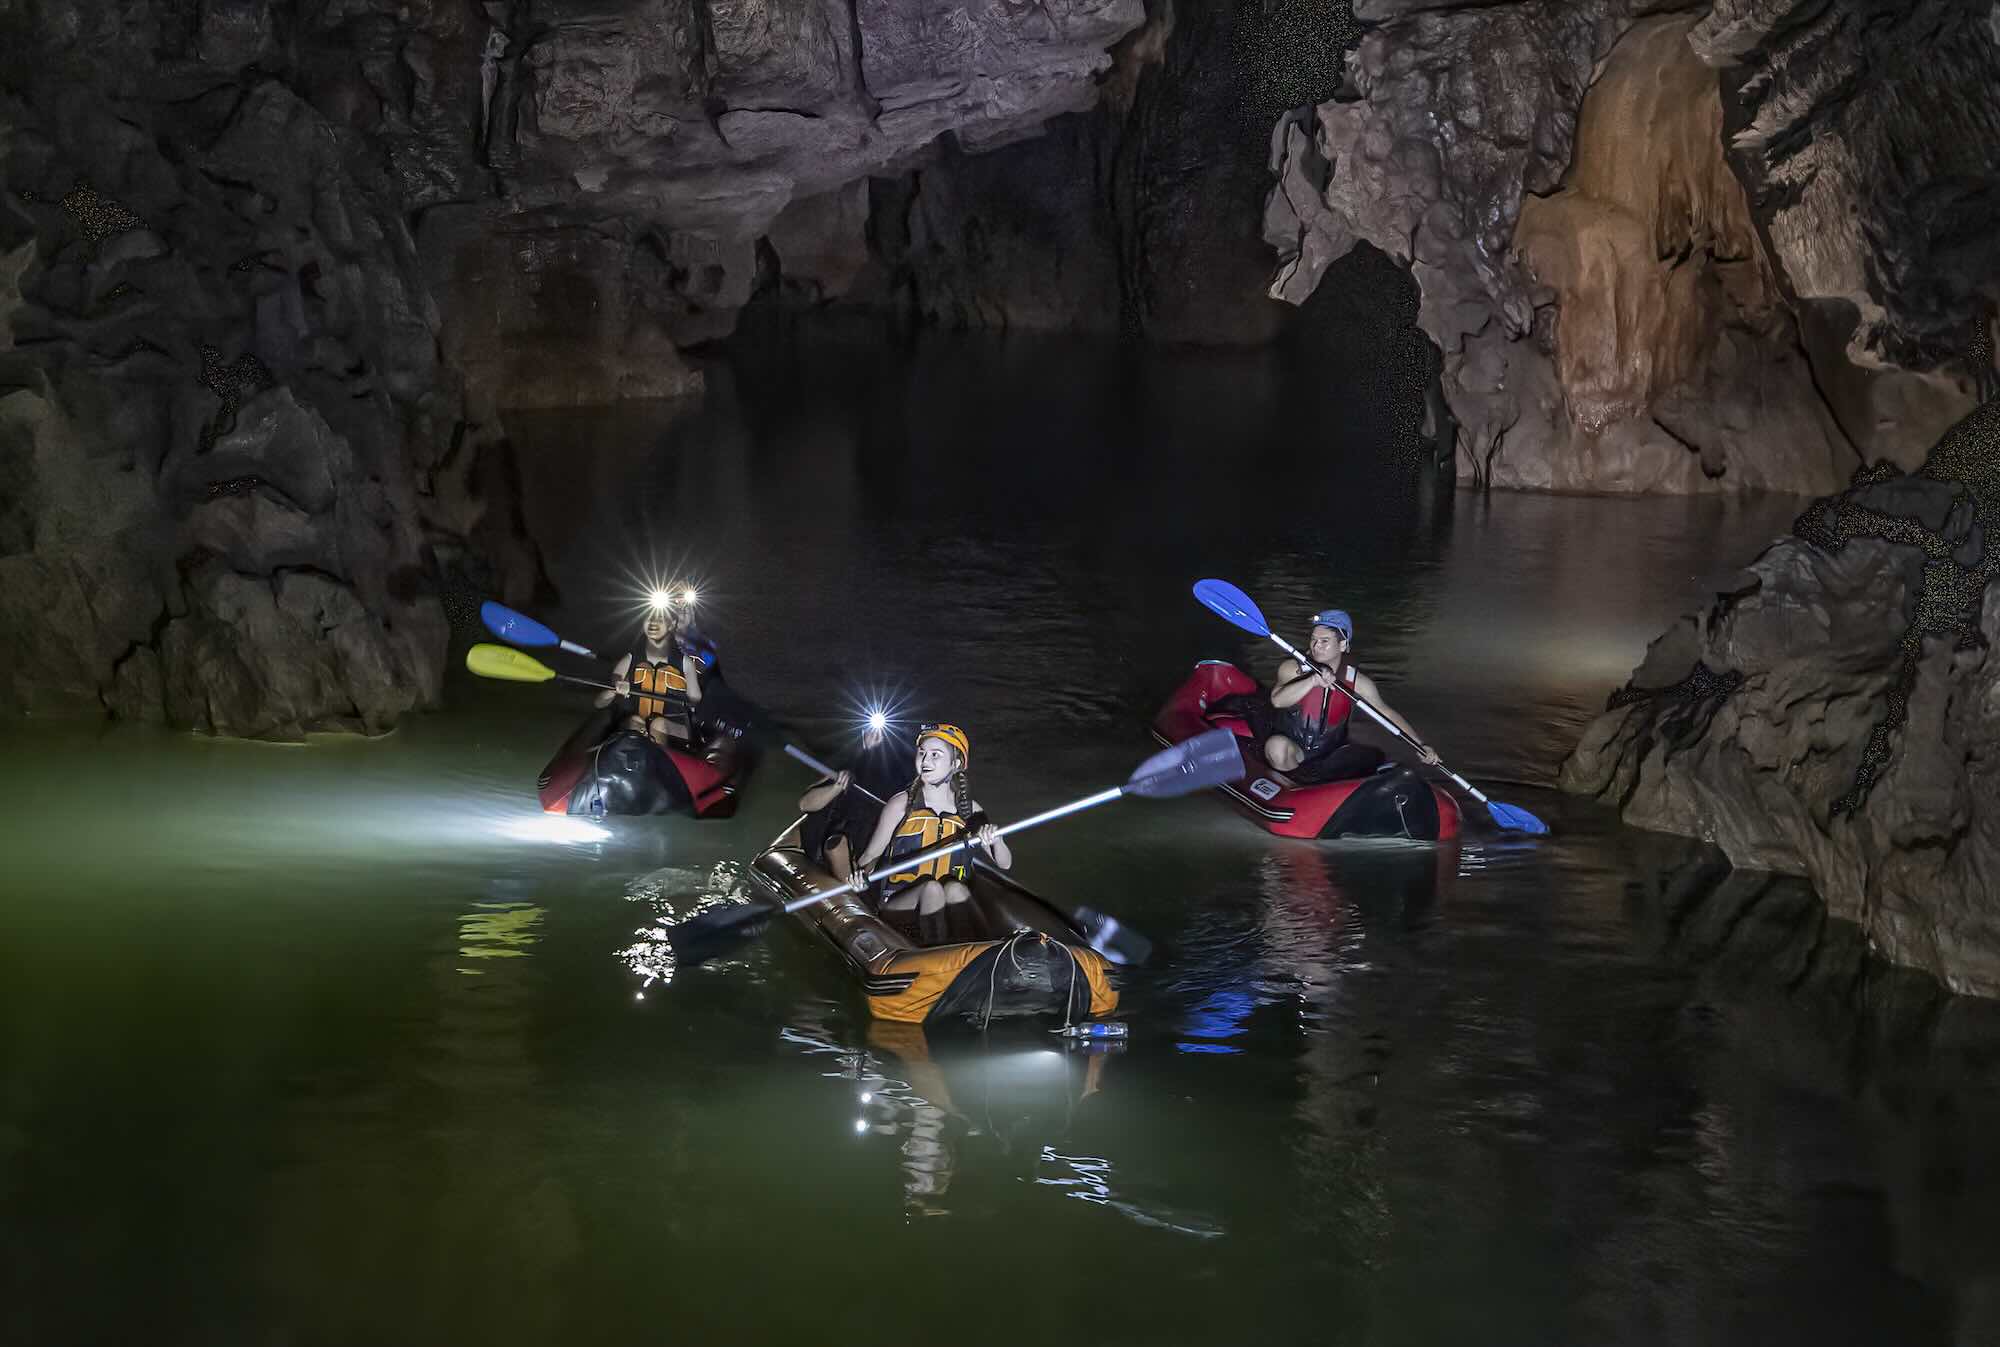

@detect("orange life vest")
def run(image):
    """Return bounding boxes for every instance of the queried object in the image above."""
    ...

[630,656,689,724]
[883,807,969,889]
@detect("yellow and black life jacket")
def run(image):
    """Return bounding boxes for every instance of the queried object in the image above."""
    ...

[883,807,969,890]
[629,653,689,724]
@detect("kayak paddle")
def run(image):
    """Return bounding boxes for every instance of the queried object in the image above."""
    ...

[465,642,615,691]
[481,601,599,658]
[1192,578,1549,835]
[781,743,1155,966]
[664,728,1244,968]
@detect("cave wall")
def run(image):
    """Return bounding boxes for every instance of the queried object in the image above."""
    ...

[466,0,1149,378]
[1562,397,2000,996]
[1691,0,2000,455]
[779,0,1362,343]
[1264,0,1999,495]
[0,5,540,736]
[0,0,1155,734]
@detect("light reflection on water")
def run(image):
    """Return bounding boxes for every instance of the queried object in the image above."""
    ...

[1,330,1995,1344]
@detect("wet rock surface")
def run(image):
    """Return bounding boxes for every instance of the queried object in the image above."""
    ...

[0,5,541,736]
[0,0,1154,734]
[785,0,1361,343]
[1563,399,2000,996]
[1264,0,1999,493]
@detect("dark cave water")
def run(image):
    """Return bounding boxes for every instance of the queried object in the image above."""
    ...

[2,329,1996,1345]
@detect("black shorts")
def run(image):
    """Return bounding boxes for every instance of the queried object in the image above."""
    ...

[1287,741,1386,784]
[1220,694,1384,783]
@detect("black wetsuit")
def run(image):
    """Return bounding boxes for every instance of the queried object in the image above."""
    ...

[800,735,910,867]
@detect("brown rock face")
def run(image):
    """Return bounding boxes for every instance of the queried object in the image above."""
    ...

[1516,17,1761,436]
[1690,0,1999,464]
[1265,0,1999,494]
[1691,0,2000,374]
[1500,14,1857,492]
[1563,398,2000,996]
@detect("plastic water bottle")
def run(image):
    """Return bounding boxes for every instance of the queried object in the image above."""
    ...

[1057,1022,1128,1040]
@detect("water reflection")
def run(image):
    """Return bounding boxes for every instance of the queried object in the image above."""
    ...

[457,899,544,976]
[781,1019,1228,1238]
[6,325,1996,1343]
[617,860,759,994]
[260,877,580,1343]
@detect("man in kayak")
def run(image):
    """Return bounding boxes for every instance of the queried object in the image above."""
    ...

[796,719,910,880]
[1264,609,1440,782]
[598,601,706,747]
[851,723,1008,947]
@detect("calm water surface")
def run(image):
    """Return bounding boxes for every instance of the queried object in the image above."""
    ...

[4,330,1997,1345]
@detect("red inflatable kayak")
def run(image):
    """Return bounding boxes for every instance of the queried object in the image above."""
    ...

[1152,661,1461,842]
[537,708,748,818]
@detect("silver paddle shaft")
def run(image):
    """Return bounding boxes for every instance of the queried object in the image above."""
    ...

[773,785,1125,917]
[1266,633,1494,807]
[784,743,889,804]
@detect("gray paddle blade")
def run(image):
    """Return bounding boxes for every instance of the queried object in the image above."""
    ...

[1072,906,1154,967]
[1122,727,1245,799]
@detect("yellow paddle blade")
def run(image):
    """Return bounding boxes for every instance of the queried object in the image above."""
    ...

[466,642,559,684]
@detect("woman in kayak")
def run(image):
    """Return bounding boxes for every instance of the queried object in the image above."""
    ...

[597,601,706,747]
[1265,609,1440,781]
[796,719,909,880]
[852,723,1008,947]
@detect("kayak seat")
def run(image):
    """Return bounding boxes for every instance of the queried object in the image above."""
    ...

[1209,715,1254,739]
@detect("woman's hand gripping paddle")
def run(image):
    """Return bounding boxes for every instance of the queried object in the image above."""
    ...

[1191,578,1549,835]
[664,729,1244,969]
[781,743,1156,966]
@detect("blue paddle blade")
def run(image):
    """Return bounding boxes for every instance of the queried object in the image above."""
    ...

[1486,800,1550,835]
[481,600,560,649]
[1192,579,1271,638]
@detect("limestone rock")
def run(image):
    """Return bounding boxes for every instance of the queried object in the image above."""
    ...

[0,18,539,736]
[1264,0,2000,494]
[1564,398,2000,995]
[1690,0,2000,376]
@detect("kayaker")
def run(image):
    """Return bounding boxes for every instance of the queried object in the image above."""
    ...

[796,720,909,880]
[1264,609,1440,781]
[598,602,706,747]
[851,723,1008,947]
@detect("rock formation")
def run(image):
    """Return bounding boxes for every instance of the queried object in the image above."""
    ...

[465,0,1147,375]
[0,23,540,737]
[1562,397,2000,996]
[1265,0,1999,494]
[0,0,1154,734]
[834,0,1361,343]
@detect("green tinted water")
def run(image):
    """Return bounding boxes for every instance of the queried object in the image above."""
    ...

[3,332,1995,1345]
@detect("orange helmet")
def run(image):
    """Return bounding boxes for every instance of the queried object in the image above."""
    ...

[916,722,971,766]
